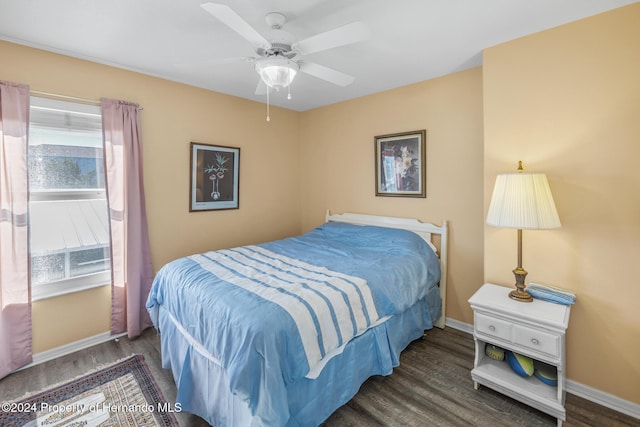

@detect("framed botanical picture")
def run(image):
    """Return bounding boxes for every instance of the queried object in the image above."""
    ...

[190,142,240,211]
[375,130,426,198]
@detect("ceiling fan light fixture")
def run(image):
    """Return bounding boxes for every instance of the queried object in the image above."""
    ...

[255,57,299,91]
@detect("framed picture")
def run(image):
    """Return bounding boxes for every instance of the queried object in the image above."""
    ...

[190,142,240,211]
[375,130,426,197]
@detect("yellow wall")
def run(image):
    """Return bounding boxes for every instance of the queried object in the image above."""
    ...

[31,286,111,352]
[298,68,485,323]
[483,3,640,404]
[0,40,301,353]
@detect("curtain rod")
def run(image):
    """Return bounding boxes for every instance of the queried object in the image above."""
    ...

[30,90,143,110]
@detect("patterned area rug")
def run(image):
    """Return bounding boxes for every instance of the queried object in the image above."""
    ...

[0,354,179,427]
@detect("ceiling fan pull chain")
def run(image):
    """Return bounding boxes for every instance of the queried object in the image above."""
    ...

[266,88,271,122]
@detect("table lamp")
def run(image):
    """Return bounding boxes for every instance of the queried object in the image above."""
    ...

[486,161,561,302]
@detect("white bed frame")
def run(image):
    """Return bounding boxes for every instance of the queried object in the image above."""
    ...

[325,210,448,328]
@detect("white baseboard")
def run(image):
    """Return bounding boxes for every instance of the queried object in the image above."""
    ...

[445,316,474,334]
[21,331,127,371]
[567,379,640,420]
[444,318,640,420]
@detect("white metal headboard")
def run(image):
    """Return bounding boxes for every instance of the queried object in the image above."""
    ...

[325,210,448,329]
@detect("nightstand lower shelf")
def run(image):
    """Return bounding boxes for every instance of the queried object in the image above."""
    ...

[471,357,565,420]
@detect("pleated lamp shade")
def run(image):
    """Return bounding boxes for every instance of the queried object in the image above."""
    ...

[487,172,561,230]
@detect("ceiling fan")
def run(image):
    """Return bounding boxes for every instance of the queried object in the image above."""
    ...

[199,2,371,98]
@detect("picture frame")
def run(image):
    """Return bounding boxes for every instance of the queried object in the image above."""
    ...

[190,142,240,211]
[375,130,426,198]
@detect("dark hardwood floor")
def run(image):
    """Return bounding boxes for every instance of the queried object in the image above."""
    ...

[1,326,637,426]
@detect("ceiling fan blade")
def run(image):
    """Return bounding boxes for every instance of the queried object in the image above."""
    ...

[255,79,268,95]
[299,62,355,87]
[293,21,370,55]
[200,2,271,49]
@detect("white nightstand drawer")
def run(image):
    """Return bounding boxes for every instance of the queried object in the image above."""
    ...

[476,313,512,341]
[513,324,559,357]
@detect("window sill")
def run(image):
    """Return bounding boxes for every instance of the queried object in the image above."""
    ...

[32,272,111,301]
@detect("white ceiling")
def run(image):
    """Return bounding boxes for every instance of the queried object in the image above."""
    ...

[0,0,636,111]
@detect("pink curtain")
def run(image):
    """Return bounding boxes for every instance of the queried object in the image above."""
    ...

[0,81,31,379]
[101,98,153,338]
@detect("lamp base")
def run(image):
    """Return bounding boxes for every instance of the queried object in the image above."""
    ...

[509,289,533,302]
[510,267,533,303]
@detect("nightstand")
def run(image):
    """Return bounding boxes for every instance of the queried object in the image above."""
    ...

[468,283,571,427]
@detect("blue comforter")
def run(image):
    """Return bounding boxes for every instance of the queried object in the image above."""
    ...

[146,222,441,425]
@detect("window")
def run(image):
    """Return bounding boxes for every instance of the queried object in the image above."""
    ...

[29,97,111,300]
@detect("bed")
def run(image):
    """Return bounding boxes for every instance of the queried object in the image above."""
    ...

[146,211,448,426]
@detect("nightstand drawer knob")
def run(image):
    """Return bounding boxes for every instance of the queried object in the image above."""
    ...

[489,325,496,331]
[531,338,539,345]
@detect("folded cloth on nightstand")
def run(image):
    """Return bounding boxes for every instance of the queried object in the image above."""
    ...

[525,283,576,305]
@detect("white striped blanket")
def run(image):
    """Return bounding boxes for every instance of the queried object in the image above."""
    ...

[189,245,381,375]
